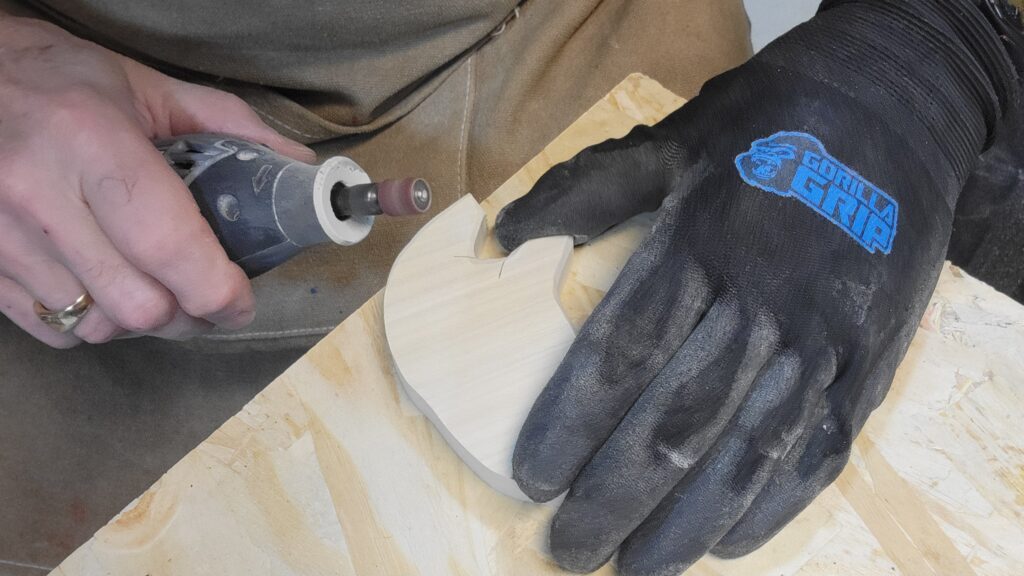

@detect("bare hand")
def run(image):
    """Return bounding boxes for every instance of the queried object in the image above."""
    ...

[0,14,315,347]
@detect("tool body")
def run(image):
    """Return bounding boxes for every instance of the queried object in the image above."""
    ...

[158,134,431,277]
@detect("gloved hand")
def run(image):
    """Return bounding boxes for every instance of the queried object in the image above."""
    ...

[495,1,1019,574]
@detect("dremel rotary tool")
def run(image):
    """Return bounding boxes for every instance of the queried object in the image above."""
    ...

[157,134,432,277]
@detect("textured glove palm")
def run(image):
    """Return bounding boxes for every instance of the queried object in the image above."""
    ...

[495,1,1019,575]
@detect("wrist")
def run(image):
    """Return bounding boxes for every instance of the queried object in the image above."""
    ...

[759,0,1019,189]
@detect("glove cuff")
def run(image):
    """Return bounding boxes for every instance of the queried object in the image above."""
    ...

[760,0,1019,190]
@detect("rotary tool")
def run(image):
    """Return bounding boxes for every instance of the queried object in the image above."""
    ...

[157,134,432,277]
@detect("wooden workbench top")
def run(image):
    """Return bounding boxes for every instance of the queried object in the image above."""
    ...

[53,75,1024,576]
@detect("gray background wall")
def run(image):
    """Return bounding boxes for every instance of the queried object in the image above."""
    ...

[744,0,821,51]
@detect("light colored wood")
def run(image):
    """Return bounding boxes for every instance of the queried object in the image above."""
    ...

[53,75,1024,576]
[383,195,575,501]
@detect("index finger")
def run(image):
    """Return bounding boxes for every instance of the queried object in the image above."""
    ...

[77,124,254,329]
[512,227,713,502]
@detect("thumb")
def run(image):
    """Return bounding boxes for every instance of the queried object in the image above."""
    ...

[495,124,673,252]
[164,83,318,163]
[123,59,317,163]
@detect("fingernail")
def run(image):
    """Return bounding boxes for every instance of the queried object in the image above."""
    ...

[217,310,254,332]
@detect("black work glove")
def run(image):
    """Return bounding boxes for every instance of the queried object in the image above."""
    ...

[495,1,1019,574]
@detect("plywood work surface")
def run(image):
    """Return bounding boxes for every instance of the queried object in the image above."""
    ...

[54,75,1024,576]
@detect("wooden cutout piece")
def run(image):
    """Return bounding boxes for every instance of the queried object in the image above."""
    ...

[383,195,576,500]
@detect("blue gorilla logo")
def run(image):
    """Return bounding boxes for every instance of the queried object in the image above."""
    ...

[734,131,899,255]
[735,132,826,197]
[747,143,796,180]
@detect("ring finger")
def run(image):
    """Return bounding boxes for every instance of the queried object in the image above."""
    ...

[0,275,80,348]
[0,272,123,346]
[6,172,182,336]
[0,215,123,343]
[16,221,214,342]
